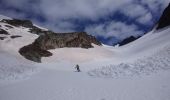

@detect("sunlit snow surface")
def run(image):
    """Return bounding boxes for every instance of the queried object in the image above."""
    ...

[0,15,170,100]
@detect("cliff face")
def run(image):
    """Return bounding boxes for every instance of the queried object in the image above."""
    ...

[157,3,170,29]
[34,31,101,49]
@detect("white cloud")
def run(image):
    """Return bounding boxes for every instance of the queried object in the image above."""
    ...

[39,0,133,21]
[136,12,153,25]
[120,3,148,19]
[140,0,170,13]
[0,0,169,42]
[85,21,144,39]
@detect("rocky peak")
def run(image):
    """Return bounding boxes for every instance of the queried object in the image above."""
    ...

[157,3,170,29]
[35,31,101,49]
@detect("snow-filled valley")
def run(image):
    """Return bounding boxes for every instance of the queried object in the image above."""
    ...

[0,14,170,100]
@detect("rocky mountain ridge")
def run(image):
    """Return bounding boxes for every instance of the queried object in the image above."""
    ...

[0,18,101,62]
[157,3,170,29]
[19,31,101,62]
[116,3,170,46]
[1,3,170,62]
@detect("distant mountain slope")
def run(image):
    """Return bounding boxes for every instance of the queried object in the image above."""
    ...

[1,4,170,100]
[0,17,101,62]
[117,36,140,46]
[114,3,170,46]
[0,1,170,64]
[88,3,170,77]
[89,28,170,77]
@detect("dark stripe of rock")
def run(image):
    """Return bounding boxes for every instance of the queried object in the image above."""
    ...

[10,35,22,39]
[0,29,9,35]
[1,19,33,28]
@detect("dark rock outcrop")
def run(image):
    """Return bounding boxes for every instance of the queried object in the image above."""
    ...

[0,29,9,35]
[118,36,140,46]
[19,44,52,63]
[19,31,101,62]
[1,19,33,28]
[10,35,22,39]
[5,25,13,29]
[34,32,101,49]
[29,27,47,35]
[157,3,170,29]
[1,18,101,62]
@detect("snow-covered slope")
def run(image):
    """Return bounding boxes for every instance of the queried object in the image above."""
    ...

[38,27,170,73]
[0,14,170,100]
[0,15,39,80]
[0,23,38,54]
[0,14,170,79]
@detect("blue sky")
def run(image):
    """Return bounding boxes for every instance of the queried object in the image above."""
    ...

[0,0,169,45]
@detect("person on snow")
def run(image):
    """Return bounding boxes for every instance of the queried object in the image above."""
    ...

[75,64,81,72]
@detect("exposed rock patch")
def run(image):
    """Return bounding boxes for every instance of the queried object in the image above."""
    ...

[118,36,140,46]
[29,26,47,35]
[5,25,13,29]
[34,32,101,50]
[157,3,170,29]
[19,44,52,63]
[1,19,33,28]
[10,35,22,39]
[0,29,9,35]
[19,32,101,62]
[1,18,101,62]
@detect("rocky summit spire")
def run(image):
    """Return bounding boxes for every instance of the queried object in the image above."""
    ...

[157,3,170,29]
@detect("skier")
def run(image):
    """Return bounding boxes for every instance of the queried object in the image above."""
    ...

[75,64,81,72]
